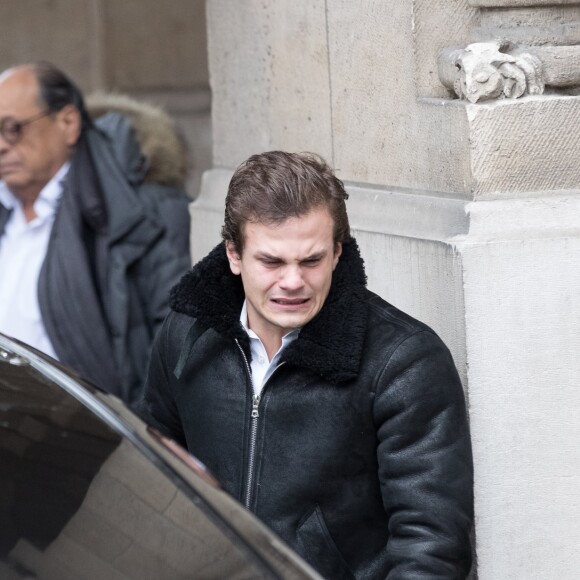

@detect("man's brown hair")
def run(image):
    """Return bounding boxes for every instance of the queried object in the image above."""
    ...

[222,151,350,254]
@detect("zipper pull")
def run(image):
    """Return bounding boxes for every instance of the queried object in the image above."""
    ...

[251,394,260,418]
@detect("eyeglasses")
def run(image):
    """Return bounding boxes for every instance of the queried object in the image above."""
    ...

[0,110,51,145]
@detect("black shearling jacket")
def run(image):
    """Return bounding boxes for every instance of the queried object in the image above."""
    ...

[139,238,474,579]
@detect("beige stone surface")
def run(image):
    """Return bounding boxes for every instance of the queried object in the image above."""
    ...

[208,0,333,168]
[209,0,578,199]
[101,0,208,90]
[189,169,231,262]
[470,0,578,6]
[177,106,213,198]
[467,96,580,198]
[0,0,99,92]
[207,0,478,195]
[473,5,580,45]
[327,0,414,178]
[533,45,580,87]
[327,2,475,193]
[413,0,478,98]
[462,234,580,580]
[210,0,580,199]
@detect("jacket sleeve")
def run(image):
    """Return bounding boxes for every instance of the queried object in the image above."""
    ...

[139,182,191,259]
[136,314,188,448]
[372,330,474,579]
[135,183,191,340]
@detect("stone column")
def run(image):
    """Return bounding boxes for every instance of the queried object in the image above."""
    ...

[199,1,580,577]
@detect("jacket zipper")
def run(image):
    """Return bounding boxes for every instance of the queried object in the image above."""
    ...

[245,394,260,509]
[235,340,258,509]
[235,339,285,510]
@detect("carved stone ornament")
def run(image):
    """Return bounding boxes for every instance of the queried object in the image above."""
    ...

[438,40,545,103]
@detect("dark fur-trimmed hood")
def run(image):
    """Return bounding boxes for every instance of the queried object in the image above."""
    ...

[86,93,188,188]
[170,237,369,384]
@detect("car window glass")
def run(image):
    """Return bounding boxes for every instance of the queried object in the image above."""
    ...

[0,360,275,579]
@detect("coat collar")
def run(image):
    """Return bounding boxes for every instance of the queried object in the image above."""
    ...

[170,237,368,384]
[62,129,164,267]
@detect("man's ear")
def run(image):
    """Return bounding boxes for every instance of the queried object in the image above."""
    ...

[57,104,82,147]
[225,241,242,275]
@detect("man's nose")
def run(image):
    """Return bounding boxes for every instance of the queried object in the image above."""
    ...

[0,133,10,152]
[0,129,13,154]
[279,265,305,290]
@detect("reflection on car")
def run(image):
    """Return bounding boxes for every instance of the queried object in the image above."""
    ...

[0,333,321,580]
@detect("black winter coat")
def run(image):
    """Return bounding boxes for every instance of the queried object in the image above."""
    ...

[140,239,474,579]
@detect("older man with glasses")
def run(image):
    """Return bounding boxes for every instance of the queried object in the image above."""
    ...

[0,62,191,405]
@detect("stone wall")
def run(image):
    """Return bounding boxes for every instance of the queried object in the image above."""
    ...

[199,1,580,578]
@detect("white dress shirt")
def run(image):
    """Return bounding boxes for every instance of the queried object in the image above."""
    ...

[240,300,300,396]
[0,163,70,358]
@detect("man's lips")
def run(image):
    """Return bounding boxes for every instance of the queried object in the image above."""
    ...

[271,297,310,306]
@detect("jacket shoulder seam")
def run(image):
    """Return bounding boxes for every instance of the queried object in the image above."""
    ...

[372,329,438,395]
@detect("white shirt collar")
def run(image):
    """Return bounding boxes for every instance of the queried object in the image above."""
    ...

[0,182,16,209]
[239,300,301,395]
[239,299,301,343]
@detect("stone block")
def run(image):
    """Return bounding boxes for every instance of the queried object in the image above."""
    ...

[0,0,99,92]
[461,230,580,579]
[470,0,578,6]
[467,96,580,198]
[189,169,230,262]
[413,0,479,98]
[472,5,580,45]
[208,0,332,167]
[327,2,474,194]
[101,0,208,90]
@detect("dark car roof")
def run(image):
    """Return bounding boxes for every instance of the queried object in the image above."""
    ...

[0,334,321,580]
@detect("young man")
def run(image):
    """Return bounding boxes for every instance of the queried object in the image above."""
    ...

[0,62,190,404]
[140,151,474,579]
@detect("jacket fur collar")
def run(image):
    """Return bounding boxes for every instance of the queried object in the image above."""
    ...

[86,92,188,188]
[170,237,368,385]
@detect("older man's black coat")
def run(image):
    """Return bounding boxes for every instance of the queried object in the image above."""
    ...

[139,239,474,579]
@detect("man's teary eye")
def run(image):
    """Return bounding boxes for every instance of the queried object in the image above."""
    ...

[302,258,321,266]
